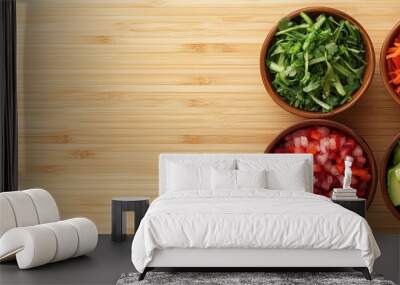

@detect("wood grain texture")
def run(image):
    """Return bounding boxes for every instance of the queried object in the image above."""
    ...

[16,0,400,233]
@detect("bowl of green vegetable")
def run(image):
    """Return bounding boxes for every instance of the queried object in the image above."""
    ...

[380,133,400,221]
[260,7,375,118]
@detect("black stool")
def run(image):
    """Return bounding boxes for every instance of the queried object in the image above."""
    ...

[111,197,149,242]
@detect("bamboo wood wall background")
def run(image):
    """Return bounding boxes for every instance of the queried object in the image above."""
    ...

[16,0,400,233]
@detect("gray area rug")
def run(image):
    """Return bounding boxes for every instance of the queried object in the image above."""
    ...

[116,272,396,285]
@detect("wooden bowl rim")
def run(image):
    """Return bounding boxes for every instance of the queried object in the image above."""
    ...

[379,21,400,106]
[380,132,400,220]
[260,6,376,118]
[264,119,378,208]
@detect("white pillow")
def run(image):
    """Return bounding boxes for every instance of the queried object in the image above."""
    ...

[167,163,211,191]
[265,162,307,191]
[211,168,236,190]
[167,160,236,192]
[211,169,268,191]
[238,159,308,192]
[237,169,267,189]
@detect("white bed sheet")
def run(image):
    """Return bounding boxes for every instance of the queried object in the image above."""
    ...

[131,190,380,273]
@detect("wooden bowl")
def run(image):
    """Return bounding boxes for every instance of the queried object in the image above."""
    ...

[380,21,400,106]
[380,133,400,220]
[265,119,378,208]
[260,7,375,118]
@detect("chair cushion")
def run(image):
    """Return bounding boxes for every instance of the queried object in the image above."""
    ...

[0,192,39,227]
[42,221,78,262]
[65,218,98,257]
[0,218,98,269]
[0,226,57,269]
[24,189,60,224]
[0,196,17,237]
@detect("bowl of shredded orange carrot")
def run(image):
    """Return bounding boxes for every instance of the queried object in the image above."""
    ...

[381,21,400,105]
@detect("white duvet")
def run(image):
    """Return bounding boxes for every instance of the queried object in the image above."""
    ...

[131,190,380,273]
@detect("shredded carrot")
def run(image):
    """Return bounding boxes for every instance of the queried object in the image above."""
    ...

[386,33,400,96]
[389,70,400,84]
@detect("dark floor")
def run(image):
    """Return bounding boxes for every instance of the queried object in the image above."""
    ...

[1,234,399,285]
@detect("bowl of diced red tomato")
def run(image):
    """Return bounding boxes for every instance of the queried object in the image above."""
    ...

[265,119,377,207]
[380,21,400,106]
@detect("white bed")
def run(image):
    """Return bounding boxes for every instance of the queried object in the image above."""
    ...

[131,154,380,280]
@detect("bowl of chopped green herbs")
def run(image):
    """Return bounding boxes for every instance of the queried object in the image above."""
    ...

[260,7,375,118]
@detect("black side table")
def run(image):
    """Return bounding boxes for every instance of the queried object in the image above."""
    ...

[112,197,149,242]
[332,198,366,218]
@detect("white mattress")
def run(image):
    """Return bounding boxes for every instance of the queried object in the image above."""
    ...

[131,190,380,273]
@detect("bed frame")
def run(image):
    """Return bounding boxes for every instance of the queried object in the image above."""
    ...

[140,248,370,280]
[138,154,371,281]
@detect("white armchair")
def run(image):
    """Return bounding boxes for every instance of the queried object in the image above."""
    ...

[0,189,98,269]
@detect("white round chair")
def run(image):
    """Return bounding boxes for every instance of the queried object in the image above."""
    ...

[0,189,98,269]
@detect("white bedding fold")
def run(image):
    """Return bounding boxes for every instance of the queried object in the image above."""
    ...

[131,190,380,273]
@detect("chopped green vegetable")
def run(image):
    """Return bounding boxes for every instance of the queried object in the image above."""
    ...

[266,12,366,112]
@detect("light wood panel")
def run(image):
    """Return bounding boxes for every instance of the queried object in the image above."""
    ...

[16,0,400,233]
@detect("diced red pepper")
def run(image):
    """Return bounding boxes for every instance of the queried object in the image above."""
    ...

[294,146,306,153]
[307,143,319,155]
[337,162,345,175]
[310,130,322,140]
[343,138,356,150]
[314,164,323,173]
[340,145,352,159]
[352,168,371,182]
[287,146,295,153]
